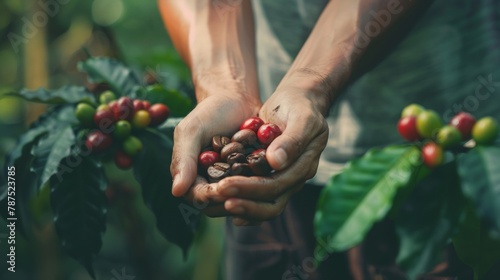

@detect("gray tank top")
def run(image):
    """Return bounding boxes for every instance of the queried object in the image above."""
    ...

[253,0,500,185]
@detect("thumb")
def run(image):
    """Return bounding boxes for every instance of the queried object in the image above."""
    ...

[170,124,202,197]
[265,119,315,171]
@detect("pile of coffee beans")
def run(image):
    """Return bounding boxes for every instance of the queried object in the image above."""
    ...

[198,117,282,182]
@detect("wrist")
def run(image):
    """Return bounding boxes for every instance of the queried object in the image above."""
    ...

[277,66,351,115]
[192,70,261,119]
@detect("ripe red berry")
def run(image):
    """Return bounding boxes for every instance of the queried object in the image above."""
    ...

[148,103,170,126]
[422,142,444,168]
[93,107,115,128]
[397,116,420,141]
[114,97,134,120]
[114,150,133,170]
[133,99,145,112]
[109,100,118,111]
[257,123,282,146]
[86,131,113,153]
[240,117,265,133]
[450,112,476,140]
[142,100,151,110]
[198,151,221,170]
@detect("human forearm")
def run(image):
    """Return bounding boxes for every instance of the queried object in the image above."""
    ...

[280,0,431,114]
[158,0,259,102]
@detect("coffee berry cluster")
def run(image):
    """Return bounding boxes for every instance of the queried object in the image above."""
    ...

[198,117,282,182]
[75,90,170,170]
[397,104,499,168]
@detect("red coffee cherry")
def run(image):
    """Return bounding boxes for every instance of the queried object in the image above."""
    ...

[397,116,420,141]
[148,103,170,126]
[198,151,221,170]
[133,99,145,112]
[114,97,134,120]
[93,106,115,128]
[142,100,151,110]
[450,112,476,140]
[86,130,113,154]
[422,142,444,168]
[240,117,265,133]
[257,123,282,146]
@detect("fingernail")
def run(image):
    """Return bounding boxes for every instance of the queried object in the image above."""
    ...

[222,187,238,196]
[274,148,287,167]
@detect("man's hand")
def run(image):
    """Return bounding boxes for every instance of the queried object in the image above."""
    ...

[215,83,329,225]
[171,87,260,196]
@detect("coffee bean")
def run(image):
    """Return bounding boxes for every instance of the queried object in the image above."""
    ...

[221,142,245,161]
[231,162,252,176]
[212,136,231,153]
[207,162,231,182]
[227,152,246,165]
[232,129,259,148]
[247,153,272,176]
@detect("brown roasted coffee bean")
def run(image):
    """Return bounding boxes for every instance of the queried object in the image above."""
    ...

[207,162,231,182]
[231,162,252,176]
[212,136,231,153]
[227,152,246,165]
[247,153,272,176]
[231,129,259,148]
[221,142,245,161]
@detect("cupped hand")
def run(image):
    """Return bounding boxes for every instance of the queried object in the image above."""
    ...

[216,85,330,225]
[170,85,260,217]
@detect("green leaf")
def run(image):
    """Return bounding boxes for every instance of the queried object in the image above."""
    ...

[142,84,193,117]
[50,151,107,279]
[395,160,466,280]
[453,205,500,279]
[6,105,76,169]
[32,126,76,188]
[78,57,142,98]
[1,86,96,104]
[1,105,77,235]
[133,129,196,254]
[457,146,500,233]
[314,145,422,252]
[0,133,47,237]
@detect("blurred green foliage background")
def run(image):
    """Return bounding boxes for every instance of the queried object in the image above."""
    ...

[0,0,223,279]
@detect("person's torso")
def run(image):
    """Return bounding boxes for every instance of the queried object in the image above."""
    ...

[254,0,500,185]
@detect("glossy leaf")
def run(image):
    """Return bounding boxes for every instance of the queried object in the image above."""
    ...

[395,160,465,280]
[133,129,196,254]
[0,133,47,237]
[50,151,107,279]
[32,126,76,189]
[2,86,95,104]
[78,57,142,98]
[457,146,500,233]
[5,105,76,169]
[314,145,422,252]
[453,205,500,279]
